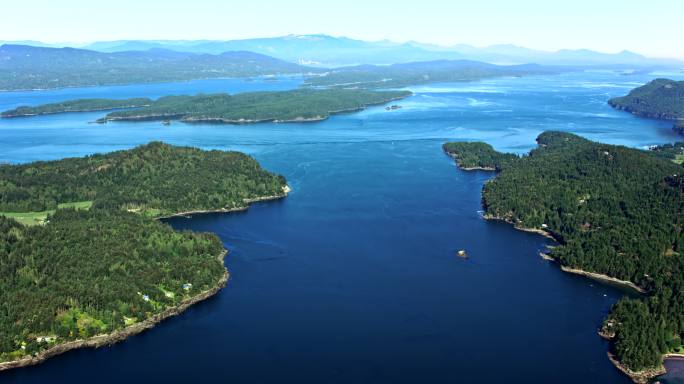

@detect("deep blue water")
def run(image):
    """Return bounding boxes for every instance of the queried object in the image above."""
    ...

[1,71,683,383]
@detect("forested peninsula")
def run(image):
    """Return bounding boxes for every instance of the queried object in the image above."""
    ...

[1,98,152,117]
[98,89,411,124]
[444,132,684,383]
[0,142,288,370]
[609,78,684,135]
[1,89,412,124]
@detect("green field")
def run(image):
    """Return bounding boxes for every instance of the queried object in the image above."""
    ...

[0,201,92,226]
[674,152,684,164]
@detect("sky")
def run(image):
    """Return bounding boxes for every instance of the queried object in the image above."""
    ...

[1,0,682,59]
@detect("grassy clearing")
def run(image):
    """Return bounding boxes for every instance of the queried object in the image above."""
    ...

[674,152,684,164]
[0,201,92,226]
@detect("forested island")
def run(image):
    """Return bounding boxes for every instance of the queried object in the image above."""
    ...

[0,142,288,369]
[305,60,560,88]
[91,89,411,124]
[444,132,684,383]
[609,78,684,135]
[1,98,152,117]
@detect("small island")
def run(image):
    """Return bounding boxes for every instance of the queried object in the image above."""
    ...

[444,132,684,383]
[0,142,289,370]
[608,78,684,135]
[1,98,152,118]
[443,141,518,171]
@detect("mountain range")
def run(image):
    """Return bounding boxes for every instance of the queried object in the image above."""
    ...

[70,35,682,67]
[0,44,317,90]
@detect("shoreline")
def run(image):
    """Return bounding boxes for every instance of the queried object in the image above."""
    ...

[0,250,229,372]
[100,95,411,125]
[446,154,660,382]
[560,265,646,294]
[0,185,291,372]
[448,155,646,294]
[157,185,291,219]
[443,150,497,171]
[607,352,666,384]
[482,213,558,241]
[608,102,684,136]
[484,213,645,294]
[1,104,151,118]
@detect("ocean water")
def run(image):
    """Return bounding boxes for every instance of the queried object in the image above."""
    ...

[1,71,683,383]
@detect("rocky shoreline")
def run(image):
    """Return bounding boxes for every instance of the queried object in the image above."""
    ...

[0,250,229,372]
[606,352,666,384]
[560,265,645,294]
[157,185,291,219]
[444,151,497,171]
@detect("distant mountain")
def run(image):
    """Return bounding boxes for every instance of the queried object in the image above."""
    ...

[73,35,684,67]
[0,45,318,90]
[83,35,463,66]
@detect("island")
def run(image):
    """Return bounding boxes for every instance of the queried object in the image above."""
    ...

[91,89,412,124]
[0,142,289,370]
[1,98,152,117]
[444,132,684,383]
[608,78,684,135]
[1,89,412,124]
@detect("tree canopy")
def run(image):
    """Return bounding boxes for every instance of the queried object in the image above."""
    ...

[444,131,684,371]
[99,89,412,124]
[0,142,287,363]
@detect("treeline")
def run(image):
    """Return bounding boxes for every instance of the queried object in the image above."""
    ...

[100,89,412,123]
[0,141,287,215]
[444,131,684,371]
[0,209,225,360]
[0,142,287,362]
[1,98,152,117]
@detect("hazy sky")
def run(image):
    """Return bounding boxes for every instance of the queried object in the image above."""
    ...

[2,0,682,59]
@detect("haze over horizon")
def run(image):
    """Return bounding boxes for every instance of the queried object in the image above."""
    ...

[1,0,682,60]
